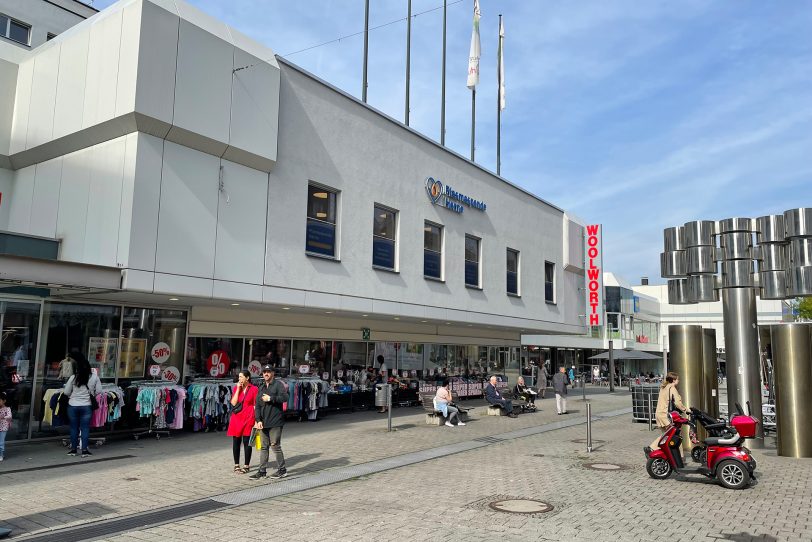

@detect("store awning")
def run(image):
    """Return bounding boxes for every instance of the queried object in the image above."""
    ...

[588,350,661,360]
[0,254,122,292]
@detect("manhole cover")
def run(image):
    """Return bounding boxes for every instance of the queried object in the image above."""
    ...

[584,463,626,471]
[488,499,553,514]
[532,454,545,457]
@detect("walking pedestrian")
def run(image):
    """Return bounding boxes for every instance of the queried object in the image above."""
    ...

[0,391,11,461]
[552,366,568,415]
[228,370,257,474]
[645,371,687,455]
[64,353,102,457]
[250,365,288,480]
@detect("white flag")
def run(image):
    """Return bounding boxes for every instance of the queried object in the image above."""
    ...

[466,0,481,89]
[498,17,505,110]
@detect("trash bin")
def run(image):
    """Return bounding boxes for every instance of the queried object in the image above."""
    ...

[375,383,392,408]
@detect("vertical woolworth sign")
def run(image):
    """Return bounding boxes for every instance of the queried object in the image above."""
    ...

[584,224,604,327]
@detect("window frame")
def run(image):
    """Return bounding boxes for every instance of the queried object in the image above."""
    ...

[464,234,482,289]
[544,260,556,304]
[423,221,444,282]
[506,248,520,296]
[372,203,399,272]
[305,183,341,260]
[1,14,31,46]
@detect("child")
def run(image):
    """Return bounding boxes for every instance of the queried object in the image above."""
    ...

[0,391,11,461]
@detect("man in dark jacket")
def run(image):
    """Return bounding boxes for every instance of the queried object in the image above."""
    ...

[484,376,517,417]
[552,366,568,415]
[250,365,288,479]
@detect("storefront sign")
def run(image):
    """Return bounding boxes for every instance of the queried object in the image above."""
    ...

[425,176,487,214]
[162,366,180,383]
[298,364,310,374]
[248,360,263,376]
[148,364,161,377]
[206,350,229,378]
[120,338,147,378]
[88,337,118,379]
[584,224,604,327]
[151,342,171,364]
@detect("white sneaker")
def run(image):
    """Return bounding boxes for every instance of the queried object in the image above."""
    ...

[0,456,4,462]
[457,421,466,426]
[444,421,454,427]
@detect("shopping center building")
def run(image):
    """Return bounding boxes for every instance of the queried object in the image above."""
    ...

[0,0,588,442]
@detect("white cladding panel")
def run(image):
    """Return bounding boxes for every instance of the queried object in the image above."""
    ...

[133,0,179,130]
[9,58,33,155]
[114,0,143,118]
[56,149,91,262]
[82,8,122,130]
[170,20,232,149]
[53,30,89,140]
[214,160,268,285]
[29,157,63,238]
[155,141,218,278]
[27,45,60,148]
[6,164,34,232]
[83,137,126,266]
[0,57,18,157]
[124,133,163,271]
[228,48,280,162]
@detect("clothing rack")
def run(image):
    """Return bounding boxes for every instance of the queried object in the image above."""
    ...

[129,381,185,440]
[186,379,234,432]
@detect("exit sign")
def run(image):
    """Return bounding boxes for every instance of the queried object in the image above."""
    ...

[362,328,370,341]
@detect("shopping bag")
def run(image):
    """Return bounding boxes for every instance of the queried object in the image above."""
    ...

[251,428,261,450]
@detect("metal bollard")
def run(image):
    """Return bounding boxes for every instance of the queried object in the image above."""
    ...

[648,393,653,431]
[581,373,587,402]
[387,385,392,432]
[586,402,593,453]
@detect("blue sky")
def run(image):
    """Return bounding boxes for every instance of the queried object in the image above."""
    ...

[93,0,812,284]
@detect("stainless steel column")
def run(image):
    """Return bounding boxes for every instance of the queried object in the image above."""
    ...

[770,323,812,458]
[702,328,719,418]
[668,324,703,451]
[722,287,764,445]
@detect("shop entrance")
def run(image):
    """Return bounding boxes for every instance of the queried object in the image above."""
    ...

[0,299,42,441]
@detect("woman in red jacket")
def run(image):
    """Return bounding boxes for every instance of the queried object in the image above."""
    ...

[227,370,258,473]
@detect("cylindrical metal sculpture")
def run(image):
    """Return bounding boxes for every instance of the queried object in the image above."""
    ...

[702,328,719,418]
[770,323,812,458]
[668,325,703,451]
[722,288,764,445]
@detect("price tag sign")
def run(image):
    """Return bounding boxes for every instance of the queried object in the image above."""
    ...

[248,360,262,376]
[151,342,171,364]
[148,364,161,377]
[322,372,329,380]
[162,366,180,382]
[206,350,229,378]
[298,364,310,374]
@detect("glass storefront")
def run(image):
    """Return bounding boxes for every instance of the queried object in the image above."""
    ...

[0,300,41,441]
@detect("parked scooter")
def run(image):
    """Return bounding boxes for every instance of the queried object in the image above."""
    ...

[644,403,758,490]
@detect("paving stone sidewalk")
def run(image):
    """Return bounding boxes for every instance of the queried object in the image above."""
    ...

[0,390,628,538]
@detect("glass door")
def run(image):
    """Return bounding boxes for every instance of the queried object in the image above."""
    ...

[0,299,42,441]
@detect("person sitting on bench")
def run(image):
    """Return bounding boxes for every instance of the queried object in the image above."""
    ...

[434,380,465,427]
[513,377,538,410]
[485,376,517,418]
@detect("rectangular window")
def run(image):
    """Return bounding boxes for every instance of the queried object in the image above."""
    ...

[372,204,397,270]
[506,248,519,295]
[306,184,338,258]
[545,261,556,303]
[1,15,31,45]
[424,221,443,280]
[465,235,480,288]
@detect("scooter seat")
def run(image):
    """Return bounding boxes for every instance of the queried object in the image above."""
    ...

[704,432,740,446]
[705,437,722,446]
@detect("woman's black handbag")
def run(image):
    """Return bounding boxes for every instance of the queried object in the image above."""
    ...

[89,393,99,411]
[231,401,243,414]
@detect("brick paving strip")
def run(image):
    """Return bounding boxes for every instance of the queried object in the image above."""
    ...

[6,406,630,542]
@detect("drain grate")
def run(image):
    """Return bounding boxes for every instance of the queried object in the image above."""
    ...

[15,500,227,542]
[473,436,504,444]
[0,455,136,476]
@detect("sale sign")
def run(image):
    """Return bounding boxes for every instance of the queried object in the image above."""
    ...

[148,364,161,377]
[206,350,229,378]
[248,360,262,376]
[584,224,604,327]
[162,366,180,382]
[151,342,171,364]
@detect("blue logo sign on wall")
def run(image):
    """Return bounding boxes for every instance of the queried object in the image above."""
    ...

[425,176,486,214]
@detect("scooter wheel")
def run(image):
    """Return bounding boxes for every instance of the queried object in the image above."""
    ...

[717,459,750,490]
[646,457,672,480]
[691,446,705,463]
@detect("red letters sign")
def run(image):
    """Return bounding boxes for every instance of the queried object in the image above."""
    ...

[584,224,604,327]
[206,350,230,378]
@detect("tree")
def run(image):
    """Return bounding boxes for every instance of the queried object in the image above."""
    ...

[799,297,812,321]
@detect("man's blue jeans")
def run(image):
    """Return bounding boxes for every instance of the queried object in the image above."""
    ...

[67,405,92,451]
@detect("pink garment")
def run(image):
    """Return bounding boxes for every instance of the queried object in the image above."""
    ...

[90,393,108,427]
[170,387,186,430]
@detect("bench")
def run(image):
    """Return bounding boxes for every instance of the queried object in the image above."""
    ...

[420,392,470,426]
[486,390,517,416]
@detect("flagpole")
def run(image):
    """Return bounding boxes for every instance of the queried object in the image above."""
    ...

[405,0,412,125]
[362,0,370,102]
[497,14,502,176]
[471,88,476,160]
[441,0,447,145]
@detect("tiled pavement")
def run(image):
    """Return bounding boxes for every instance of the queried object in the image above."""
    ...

[2,389,811,542]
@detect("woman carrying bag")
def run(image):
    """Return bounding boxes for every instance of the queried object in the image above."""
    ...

[228,370,258,473]
[64,353,102,458]
[645,371,688,454]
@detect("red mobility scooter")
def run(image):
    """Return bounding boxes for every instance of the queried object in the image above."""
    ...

[645,403,758,490]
